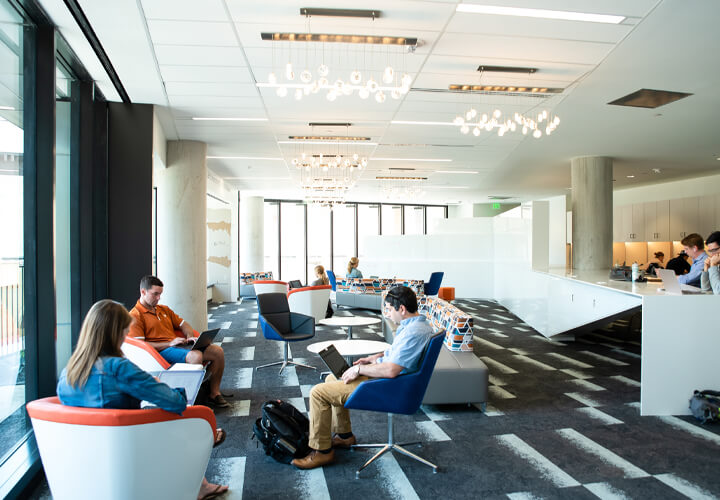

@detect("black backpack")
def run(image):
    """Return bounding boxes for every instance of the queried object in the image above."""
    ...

[252,399,310,463]
[689,390,720,424]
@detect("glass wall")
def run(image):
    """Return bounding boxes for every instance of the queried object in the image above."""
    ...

[357,204,379,260]
[426,206,447,234]
[55,61,73,376]
[332,203,356,277]
[306,204,330,283]
[0,0,28,462]
[382,205,402,235]
[280,202,306,283]
[404,205,424,235]
[264,201,279,279]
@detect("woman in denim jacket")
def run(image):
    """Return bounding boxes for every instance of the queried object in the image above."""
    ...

[57,299,228,500]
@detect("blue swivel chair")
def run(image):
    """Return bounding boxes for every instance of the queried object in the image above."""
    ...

[256,292,316,374]
[344,332,444,477]
[326,270,337,291]
[424,272,444,296]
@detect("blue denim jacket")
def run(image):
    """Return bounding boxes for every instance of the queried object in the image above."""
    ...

[347,268,363,279]
[57,356,187,415]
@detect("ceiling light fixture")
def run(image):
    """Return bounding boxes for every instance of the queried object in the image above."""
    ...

[192,117,268,121]
[207,156,283,160]
[449,84,562,94]
[225,177,291,180]
[455,4,625,24]
[279,140,378,146]
[372,158,452,162]
[0,106,15,111]
[288,135,370,141]
[626,175,635,178]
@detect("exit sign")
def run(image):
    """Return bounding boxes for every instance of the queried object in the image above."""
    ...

[492,203,501,210]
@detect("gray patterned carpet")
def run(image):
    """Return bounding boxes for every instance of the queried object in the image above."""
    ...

[29,298,720,499]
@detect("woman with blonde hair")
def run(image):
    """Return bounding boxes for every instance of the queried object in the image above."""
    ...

[347,257,363,279]
[57,299,229,500]
[311,265,330,286]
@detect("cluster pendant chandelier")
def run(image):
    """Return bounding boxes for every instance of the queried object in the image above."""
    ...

[454,107,560,139]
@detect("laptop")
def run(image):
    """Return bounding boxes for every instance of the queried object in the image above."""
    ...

[656,269,703,295]
[189,328,220,352]
[150,369,205,405]
[318,344,351,378]
[288,280,303,289]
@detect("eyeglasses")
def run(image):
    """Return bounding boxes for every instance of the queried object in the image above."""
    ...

[708,246,720,254]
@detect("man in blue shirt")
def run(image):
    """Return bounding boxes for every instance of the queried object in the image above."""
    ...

[678,233,707,287]
[292,286,434,470]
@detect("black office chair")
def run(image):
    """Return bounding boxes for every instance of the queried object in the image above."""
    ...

[256,292,316,374]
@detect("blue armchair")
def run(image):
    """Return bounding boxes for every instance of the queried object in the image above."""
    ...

[424,272,444,296]
[326,270,337,291]
[344,332,444,477]
[256,292,316,374]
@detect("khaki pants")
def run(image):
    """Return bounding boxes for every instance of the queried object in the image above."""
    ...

[308,373,368,450]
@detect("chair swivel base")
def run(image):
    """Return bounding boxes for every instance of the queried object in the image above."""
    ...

[256,359,315,375]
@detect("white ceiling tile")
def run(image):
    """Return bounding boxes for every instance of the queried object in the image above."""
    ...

[167,95,264,107]
[147,20,238,46]
[141,0,229,22]
[454,0,660,18]
[160,65,254,83]
[154,45,248,66]
[164,81,258,97]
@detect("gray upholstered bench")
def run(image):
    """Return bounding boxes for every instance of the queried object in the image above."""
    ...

[383,316,488,408]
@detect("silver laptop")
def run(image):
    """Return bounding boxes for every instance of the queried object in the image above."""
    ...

[150,369,206,405]
[656,269,703,295]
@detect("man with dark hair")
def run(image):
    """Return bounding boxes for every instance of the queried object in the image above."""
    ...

[129,275,229,408]
[701,231,720,294]
[665,250,691,276]
[678,233,707,287]
[292,286,433,470]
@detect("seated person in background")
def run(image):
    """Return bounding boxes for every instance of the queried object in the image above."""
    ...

[129,275,229,408]
[57,300,229,500]
[346,257,363,279]
[701,231,720,295]
[646,251,665,276]
[292,286,433,470]
[311,265,334,318]
[666,250,691,276]
[677,233,707,287]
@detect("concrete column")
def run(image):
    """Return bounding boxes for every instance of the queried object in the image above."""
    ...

[571,156,613,270]
[240,195,264,272]
[157,140,208,331]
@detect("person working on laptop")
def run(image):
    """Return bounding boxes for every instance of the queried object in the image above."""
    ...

[701,231,720,294]
[677,233,707,288]
[57,300,229,500]
[292,286,433,470]
[311,265,334,318]
[666,250,691,276]
[129,275,229,408]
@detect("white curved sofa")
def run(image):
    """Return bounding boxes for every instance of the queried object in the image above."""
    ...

[287,285,332,321]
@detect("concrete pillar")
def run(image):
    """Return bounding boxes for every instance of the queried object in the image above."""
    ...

[240,195,264,272]
[157,140,208,331]
[571,156,613,270]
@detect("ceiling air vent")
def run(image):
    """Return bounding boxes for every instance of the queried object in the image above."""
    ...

[608,89,692,109]
[488,196,512,200]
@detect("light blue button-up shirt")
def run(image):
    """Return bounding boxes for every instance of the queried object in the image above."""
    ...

[377,315,434,374]
[678,252,707,287]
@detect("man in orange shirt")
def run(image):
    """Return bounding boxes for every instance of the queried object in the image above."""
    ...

[129,275,229,408]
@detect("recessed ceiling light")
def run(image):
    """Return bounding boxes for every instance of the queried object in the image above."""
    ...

[261,32,416,46]
[652,168,661,173]
[608,89,692,109]
[627,175,635,178]
[374,176,427,181]
[207,156,283,160]
[436,170,479,174]
[391,120,456,126]
[192,117,268,121]
[0,106,15,111]
[456,4,625,24]
[372,158,452,162]
[426,186,470,189]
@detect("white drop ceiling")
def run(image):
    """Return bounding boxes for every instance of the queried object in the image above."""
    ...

[42,0,720,204]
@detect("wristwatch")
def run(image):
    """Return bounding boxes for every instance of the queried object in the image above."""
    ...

[356,365,361,376]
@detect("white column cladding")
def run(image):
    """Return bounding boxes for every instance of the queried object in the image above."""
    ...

[157,140,208,331]
[240,195,264,272]
[571,156,613,270]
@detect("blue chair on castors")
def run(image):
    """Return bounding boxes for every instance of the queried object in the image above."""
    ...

[326,270,337,291]
[424,272,444,296]
[256,292,316,374]
[344,331,445,477]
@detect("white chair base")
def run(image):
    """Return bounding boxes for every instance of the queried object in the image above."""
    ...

[255,342,316,374]
[351,413,438,478]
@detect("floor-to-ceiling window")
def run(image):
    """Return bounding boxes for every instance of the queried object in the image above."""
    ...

[332,203,356,277]
[357,203,379,260]
[306,204,331,282]
[264,201,279,279]
[426,206,447,234]
[0,0,28,465]
[280,201,306,282]
[382,204,402,235]
[404,205,424,235]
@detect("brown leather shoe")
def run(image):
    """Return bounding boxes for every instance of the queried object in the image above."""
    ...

[332,434,357,449]
[291,450,335,469]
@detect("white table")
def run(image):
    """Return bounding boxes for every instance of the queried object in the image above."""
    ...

[319,316,381,340]
[307,339,390,356]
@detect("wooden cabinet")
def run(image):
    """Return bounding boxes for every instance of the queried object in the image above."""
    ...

[697,195,715,239]
[670,197,699,240]
[615,196,716,242]
[644,200,669,241]
[618,204,644,241]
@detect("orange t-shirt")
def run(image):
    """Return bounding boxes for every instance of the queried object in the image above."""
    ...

[128,301,184,343]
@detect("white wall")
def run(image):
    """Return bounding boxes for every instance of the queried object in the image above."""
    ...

[614,173,720,206]
[548,195,568,268]
[207,174,238,301]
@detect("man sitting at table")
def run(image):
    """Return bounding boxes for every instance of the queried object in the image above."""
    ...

[292,285,434,470]
[677,233,707,288]
[128,275,230,408]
